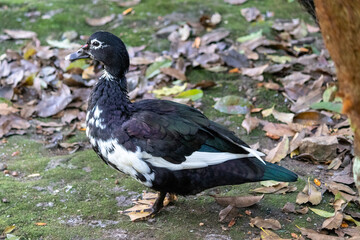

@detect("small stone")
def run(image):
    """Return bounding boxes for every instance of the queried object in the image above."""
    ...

[11,171,18,177]
[0,163,7,171]
[3,170,10,174]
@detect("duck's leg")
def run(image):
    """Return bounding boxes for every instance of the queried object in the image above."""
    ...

[150,191,167,215]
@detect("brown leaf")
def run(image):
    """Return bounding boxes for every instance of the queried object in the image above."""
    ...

[194,80,216,89]
[201,28,230,46]
[224,0,248,5]
[242,64,269,77]
[333,199,347,212]
[130,57,154,65]
[263,82,281,91]
[296,180,322,205]
[250,217,281,230]
[282,202,296,213]
[219,205,239,223]
[265,136,289,163]
[289,130,306,152]
[0,114,31,138]
[241,7,261,22]
[85,14,115,26]
[296,206,309,214]
[160,67,186,81]
[293,111,334,126]
[253,182,293,194]
[290,88,323,113]
[263,122,295,138]
[342,227,360,237]
[35,84,73,118]
[299,227,344,240]
[299,136,339,163]
[221,49,249,69]
[82,65,97,80]
[114,0,141,7]
[0,103,18,115]
[61,109,80,124]
[332,165,355,185]
[322,212,344,230]
[262,107,294,124]
[4,29,37,39]
[241,114,260,134]
[214,194,263,208]
[327,182,357,201]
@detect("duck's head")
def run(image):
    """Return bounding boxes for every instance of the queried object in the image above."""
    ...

[66,31,129,78]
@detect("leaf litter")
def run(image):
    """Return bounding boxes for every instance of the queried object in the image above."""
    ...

[0,3,359,238]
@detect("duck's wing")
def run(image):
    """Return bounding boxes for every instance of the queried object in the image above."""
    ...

[122,99,265,168]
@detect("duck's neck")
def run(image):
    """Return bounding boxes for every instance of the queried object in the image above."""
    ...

[88,72,132,115]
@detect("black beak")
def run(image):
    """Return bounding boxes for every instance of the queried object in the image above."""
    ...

[65,44,90,62]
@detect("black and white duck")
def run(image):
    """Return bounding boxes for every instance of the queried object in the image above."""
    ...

[66,31,297,215]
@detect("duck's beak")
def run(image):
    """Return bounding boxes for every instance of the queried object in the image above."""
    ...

[65,44,90,62]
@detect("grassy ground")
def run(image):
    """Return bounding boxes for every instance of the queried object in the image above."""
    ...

[0,0,326,239]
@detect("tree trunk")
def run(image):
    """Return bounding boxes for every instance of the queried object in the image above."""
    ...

[314,0,360,194]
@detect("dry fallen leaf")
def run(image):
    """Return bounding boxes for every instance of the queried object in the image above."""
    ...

[213,194,264,208]
[298,136,339,163]
[290,88,323,113]
[242,64,269,77]
[160,67,186,81]
[4,29,37,39]
[289,130,306,153]
[115,0,141,7]
[293,111,334,126]
[35,84,73,118]
[0,114,31,138]
[250,217,281,230]
[253,182,290,194]
[224,0,248,5]
[296,179,322,205]
[262,122,295,138]
[219,204,239,223]
[262,106,294,124]
[241,7,261,22]
[299,227,344,240]
[265,136,289,163]
[0,103,19,115]
[322,211,344,230]
[241,113,260,134]
[85,14,115,26]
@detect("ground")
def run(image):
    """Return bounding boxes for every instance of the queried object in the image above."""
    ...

[0,0,349,239]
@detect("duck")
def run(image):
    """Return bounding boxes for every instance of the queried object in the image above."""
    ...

[66,31,297,215]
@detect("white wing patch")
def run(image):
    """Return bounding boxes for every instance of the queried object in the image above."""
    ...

[240,145,266,165]
[143,149,265,171]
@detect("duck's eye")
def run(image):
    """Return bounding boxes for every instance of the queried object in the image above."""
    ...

[92,41,100,47]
